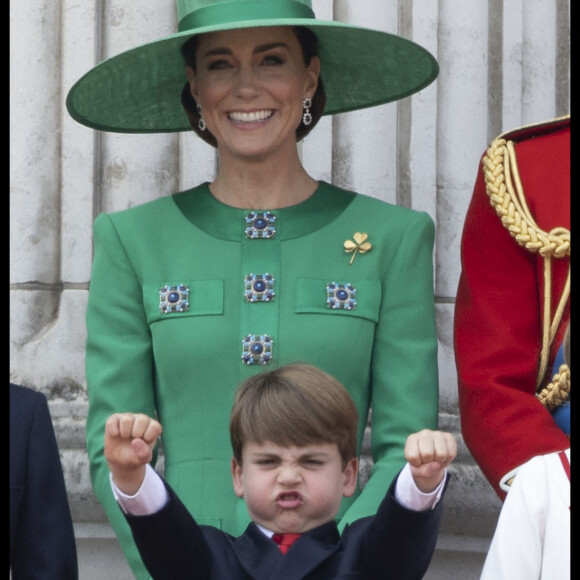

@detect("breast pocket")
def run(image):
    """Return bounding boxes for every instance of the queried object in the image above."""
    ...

[143,280,224,325]
[294,278,381,323]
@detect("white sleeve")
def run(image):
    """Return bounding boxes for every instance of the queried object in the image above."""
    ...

[110,464,169,516]
[480,457,545,580]
[394,463,446,511]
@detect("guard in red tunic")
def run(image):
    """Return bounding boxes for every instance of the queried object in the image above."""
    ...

[454,115,570,499]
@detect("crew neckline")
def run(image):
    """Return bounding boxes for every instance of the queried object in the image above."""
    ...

[171,181,356,241]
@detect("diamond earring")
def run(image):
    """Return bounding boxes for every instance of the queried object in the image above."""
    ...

[302,97,312,126]
[196,103,206,131]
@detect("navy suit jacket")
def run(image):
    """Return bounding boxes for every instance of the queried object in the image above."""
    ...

[125,473,448,579]
[10,383,79,579]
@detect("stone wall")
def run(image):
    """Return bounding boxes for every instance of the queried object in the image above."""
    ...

[10,1,570,578]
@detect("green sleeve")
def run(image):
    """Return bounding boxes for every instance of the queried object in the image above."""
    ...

[85,213,156,579]
[339,211,439,527]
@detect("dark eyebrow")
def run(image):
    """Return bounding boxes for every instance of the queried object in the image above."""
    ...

[202,42,289,59]
[202,47,233,58]
[254,42,289,54]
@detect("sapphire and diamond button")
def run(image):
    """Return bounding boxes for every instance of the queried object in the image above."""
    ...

[244,273,275,302]
[326,282,357,310]
[245,211,276,239]
[242,334,273,365]
[159,284,190,313]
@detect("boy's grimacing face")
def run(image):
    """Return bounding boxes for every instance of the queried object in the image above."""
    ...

[231,441,358,534]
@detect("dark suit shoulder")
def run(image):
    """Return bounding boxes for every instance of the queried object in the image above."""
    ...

[10,383,49,439]
[10,382,47,406]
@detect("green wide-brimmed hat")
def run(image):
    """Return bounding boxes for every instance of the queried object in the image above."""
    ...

[66,0,439,133]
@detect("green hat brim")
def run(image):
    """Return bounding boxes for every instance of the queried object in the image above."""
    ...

[66,19,438,133]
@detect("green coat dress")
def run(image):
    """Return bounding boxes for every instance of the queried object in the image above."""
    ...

[85,181,439,579]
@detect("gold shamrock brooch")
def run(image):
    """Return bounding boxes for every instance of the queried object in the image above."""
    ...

[344,232,372,265]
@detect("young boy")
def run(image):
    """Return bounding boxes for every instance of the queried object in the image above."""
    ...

[105,363,457,579]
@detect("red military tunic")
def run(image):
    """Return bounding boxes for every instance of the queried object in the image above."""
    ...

[454,116,570,499]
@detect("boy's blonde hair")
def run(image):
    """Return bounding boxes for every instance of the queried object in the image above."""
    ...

[230,363,358,468]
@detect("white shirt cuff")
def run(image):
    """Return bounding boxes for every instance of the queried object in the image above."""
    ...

[110,464,168,516]
[394,463,446,511]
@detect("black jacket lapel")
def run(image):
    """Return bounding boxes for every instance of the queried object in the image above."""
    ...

[234,522,342,580]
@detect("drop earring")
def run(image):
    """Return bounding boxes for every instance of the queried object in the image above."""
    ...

[302,97,312,126]
[196,104,206,131]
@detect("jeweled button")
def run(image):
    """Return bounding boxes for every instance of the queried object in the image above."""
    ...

[244,273,275,302]
[159,284,190,314]
[326,282,357,311]
[245,211,276,239]
[242,334,273,365]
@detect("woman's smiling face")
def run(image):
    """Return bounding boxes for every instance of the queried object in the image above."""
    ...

[187,26,320,161]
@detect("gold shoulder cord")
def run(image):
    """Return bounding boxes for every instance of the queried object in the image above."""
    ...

[482,132,571,393]
[537,363,570,411]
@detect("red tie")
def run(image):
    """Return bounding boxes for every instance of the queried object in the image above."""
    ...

[272,533,301,554]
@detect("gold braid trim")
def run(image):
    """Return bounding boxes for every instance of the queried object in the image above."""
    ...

[482,136,571,391]
[536,364,570,411]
